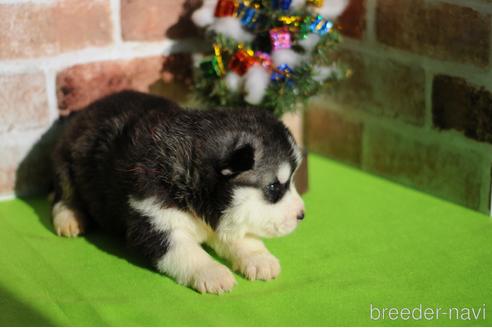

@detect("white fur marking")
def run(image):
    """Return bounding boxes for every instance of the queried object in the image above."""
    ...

[221,168,234,176]
[210,237,281,281]
[156,230,236,294]
[287,133,303,167]
[218,183,304,241]
[128,196,211,242]
[128,196,235,294]
[277,162,291,184]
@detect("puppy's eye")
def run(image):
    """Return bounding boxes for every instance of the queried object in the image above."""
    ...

[267,182,280,192]
[265,182,282,203]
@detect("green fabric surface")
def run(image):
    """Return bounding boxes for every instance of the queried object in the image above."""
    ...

[0,154,491,326]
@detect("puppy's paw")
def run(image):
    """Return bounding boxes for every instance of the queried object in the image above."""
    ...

[234,252,281,281]
[52,202,86,237]
[192,263,236,295]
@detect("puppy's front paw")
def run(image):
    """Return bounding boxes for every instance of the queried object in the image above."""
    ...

[234,252,281,281]
[192,263,236,295]
[52,202,86,237]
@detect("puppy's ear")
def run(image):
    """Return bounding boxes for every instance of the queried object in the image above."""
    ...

[220,144,255,177]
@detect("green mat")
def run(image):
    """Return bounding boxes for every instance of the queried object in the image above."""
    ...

[0,154,491,326]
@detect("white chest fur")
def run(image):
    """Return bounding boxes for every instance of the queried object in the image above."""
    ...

[128,196,213,243]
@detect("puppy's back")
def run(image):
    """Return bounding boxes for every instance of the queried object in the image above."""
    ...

[53,91,181,233]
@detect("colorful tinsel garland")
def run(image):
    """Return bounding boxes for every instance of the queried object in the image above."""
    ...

[192,0,350,116]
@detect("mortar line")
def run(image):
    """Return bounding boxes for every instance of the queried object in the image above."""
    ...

[109,0,123,45]
[0,0,54,4]
[424,69,434,130]
[480,160,492,216]
[489,177,492,217]
[364,0,377,44]
[0,40,177,74]
[43,68,59,124]
[489,18,492,77]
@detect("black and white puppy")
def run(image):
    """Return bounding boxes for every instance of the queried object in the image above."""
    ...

[51,90,305,294]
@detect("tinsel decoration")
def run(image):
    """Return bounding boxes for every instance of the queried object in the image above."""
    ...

[214,0,237,17]
[270,27,291,50]
[278,15,303,32]
[255,51,273,69]
[192,0,349,116]
[229,49,257,75]
[213,43,226,75]
[307,0,324,7]
[236,1,262,30]
[200,57,222,77]
[271,64,294,86]
[309,15,334,35]
[272,0,292,10]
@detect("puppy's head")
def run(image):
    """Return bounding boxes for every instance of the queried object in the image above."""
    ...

[215,118,305,241]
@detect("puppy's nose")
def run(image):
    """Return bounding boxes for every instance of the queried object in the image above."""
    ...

[297,211,305,221]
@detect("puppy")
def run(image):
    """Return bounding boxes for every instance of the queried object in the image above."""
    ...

[51,90,305,294]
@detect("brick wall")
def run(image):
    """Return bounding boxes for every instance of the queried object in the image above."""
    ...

[0,0,202,198]
[307,0,492,215]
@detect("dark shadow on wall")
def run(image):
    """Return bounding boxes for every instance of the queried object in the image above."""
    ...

[14,120,66,198]
[165,0,203,40]
[150,0,210,106]
[149,52,195,105]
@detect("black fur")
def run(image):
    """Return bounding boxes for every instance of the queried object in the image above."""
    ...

[52,90,298,265]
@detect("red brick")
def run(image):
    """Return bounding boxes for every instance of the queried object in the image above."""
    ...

[363,126,483,211]
[376,0,491,67]
[56,54,193,114]
[121,0,201,41]
[0,73,50,133]
[0,1,112,59]
[433,75,492,144]
[305,106,363,166]
[337,0,366,39]
[325,49,425,125]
